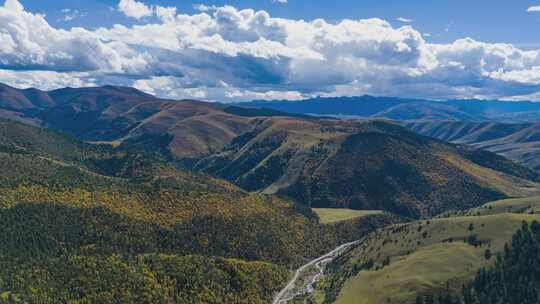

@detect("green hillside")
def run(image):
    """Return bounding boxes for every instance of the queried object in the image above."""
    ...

[306,196,540,304]
[425,220,540,304]
[463,196,540,217]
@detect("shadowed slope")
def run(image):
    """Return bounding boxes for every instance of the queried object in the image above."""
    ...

[197,119,540,218]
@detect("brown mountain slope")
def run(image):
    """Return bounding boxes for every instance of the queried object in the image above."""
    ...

[124,101,256,159]
[0,83,257,159]
[197,119,540,218]
[0,83,54,110]
[407,121,540,173]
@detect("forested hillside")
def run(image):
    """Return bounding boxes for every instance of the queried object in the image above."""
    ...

[0,118,395,303]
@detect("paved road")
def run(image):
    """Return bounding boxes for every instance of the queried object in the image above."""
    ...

[272,241,359,304]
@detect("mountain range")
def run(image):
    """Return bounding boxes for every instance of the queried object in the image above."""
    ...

[2,83,540,303]
[1,83,538,218]
[242,95,540,175]
[243,96,540,123]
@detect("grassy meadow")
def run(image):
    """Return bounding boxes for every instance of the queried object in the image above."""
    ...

[315,196,540,304]
[313,208,383,224]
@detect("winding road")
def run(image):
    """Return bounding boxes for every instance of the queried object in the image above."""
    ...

[272,241,359,304]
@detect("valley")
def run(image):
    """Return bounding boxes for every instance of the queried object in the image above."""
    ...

[273,241,359,304]
[2,0,540,303]
[1,83,540,303]
[291,196,540,304]
[0,112,398,303]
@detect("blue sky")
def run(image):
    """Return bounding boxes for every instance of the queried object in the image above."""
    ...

[2,0,540,102]
[26,0,540,47]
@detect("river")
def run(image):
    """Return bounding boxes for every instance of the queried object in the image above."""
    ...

[272,241,359,304]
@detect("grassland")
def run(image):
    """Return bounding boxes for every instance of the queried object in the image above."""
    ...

[463,195,540,216]
[337,243,479,304]
[313,208,383,224]
[323,210,540,304]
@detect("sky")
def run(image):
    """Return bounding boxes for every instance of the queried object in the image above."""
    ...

[1,0,540,102]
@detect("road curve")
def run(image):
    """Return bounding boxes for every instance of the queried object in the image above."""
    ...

[272,241,359,304]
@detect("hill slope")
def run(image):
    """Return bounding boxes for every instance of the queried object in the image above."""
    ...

[431,220,540,304]
[0,83,261,160]
[0,119,396,303]
[306,196,540,304]
[197,119,540,218]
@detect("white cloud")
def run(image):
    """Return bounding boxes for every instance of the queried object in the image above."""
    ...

[396,17,413,23]
[155,6,176,22]
[0,69,95,90]
[1,0,540,102]
[0,0,155,74]
[118,0,152,19]
[4,0,22,12]
[273,0,288,4]
[527,5,540,12]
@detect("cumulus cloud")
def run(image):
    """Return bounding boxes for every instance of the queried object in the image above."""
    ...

[0,1,153,74]
[273,0,288,4]
[1,0,540,101]
[118,0,152,19]
[527,6,540,12]
[4,0,22,11]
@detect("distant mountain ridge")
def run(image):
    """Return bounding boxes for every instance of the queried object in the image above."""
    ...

[407,121,540,173]
[241,96,540,123]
